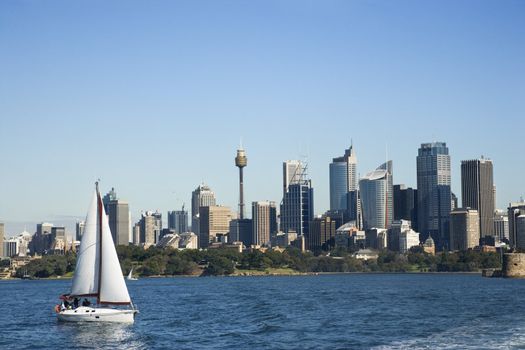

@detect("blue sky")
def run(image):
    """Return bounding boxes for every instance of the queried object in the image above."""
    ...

[1,0,524,236]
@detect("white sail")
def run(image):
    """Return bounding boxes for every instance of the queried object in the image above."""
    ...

[99,205,131,304]
[127,268,133,279]
[71,190,100,297]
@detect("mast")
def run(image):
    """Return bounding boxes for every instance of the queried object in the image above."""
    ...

[96,181,103,304]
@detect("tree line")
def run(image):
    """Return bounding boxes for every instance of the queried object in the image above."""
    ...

[14,245,502,278]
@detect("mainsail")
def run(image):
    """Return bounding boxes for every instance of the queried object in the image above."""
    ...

[70,185,131,305]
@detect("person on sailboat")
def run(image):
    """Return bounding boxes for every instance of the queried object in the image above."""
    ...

[73,298,79,309]
[82,298,91,307]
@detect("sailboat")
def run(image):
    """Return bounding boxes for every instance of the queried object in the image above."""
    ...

[56,183,138,323]
[127,267,138,281]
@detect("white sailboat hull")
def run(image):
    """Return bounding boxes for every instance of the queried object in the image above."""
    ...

[57,306,137,323]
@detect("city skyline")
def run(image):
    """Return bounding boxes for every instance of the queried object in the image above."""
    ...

[1,1,524,235]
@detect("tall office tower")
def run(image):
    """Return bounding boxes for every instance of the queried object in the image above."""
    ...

[493,210,509,241]
[450,208,480,251]
[308,215,337,252]
[393,185,418,230]
[191,184,216,236]
[102,187,117,213]
[75,221,85,241]
[0,222,4,257]
[329,144,358,213]
[280,177,314,237]
[508,201,525,248]
[108,199,130,246]
[199,206,232,248]
[168,206,188,233]
[139,211,162,247]
[461,158,495,238]
[269,204,278,241]
[229,218,253,246]
[451,193,458,211]
[359,161,393,230]
[252,201,276,246]
[416,142,451,250]
[283,160,304,194]
[235,145,248,219]
[29,222,54,255]
[132,223,141,245]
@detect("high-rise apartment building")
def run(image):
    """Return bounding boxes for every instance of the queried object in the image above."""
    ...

[108,199,130,246]
[168,207,188,234]
[450,208,480,251]
[329,144,358,216]
[191,184,216,235]
[252,201,276,246]
[461,158,495,238]
[416,142,451,250]
[359,161,393,230]
[199,206,232,248]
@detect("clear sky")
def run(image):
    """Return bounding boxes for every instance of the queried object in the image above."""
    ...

[1,0,524,237]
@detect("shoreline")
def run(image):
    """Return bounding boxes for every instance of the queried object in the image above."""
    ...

[0,270,483,281]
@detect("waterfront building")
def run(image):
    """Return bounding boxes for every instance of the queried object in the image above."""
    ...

[108,199,130,246]
[507,201,525,248]
[0,222,4,257]
[191,184,216,236]
[329,144,358,221]
[252,201,276,246]
[179,232,198,249]
[199,206,232,248]
[461,158,495,238]
[359,161,393,230]
[272,231,298,248]
[450,208,480,251]
[416,142,451,250]
[365,228,388,250]
[494,210,509,241]
[393,185,418,231]
[168,207,188,234]
[29,222,54,255]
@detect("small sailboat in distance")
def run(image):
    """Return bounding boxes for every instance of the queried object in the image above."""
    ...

[55,182,138,323]
[127,267,138,281]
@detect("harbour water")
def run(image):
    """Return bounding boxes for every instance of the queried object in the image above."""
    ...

[1,273,524,349]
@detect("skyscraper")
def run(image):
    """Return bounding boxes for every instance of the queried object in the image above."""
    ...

[235,145,247,219]
[461,158,495,238]
[329,144,357,209]
[283,160,304,194]
[359,161,393,230]
[168,206,188,234]
[139,211,162,248]
[450,208,480,251]
[252,201,276,246]
[281,162,314,237]
[416,142,451,250]
[493,210,509,241]
[508,201,525,248]
[191,184,216,235]
[393,185,418,230]
[308,215,338,252]
[75,221,85,241]
[199,206,232,248]
[108,199,130,246]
